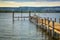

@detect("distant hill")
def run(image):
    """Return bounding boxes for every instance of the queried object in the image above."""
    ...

[0,6,60,13]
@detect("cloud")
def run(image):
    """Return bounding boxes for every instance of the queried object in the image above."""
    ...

[0,0,60,2]
[0,0,57,2]
[0,1,60,7]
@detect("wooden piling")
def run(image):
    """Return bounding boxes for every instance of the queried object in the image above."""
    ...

[59,18,60,23]
[36,17,38,27]
[54,18,56,22]
[45,18,46,25]
[29,11,31,17]
[47,17,49,33]
[52,21,54,38]
[50,18,52,21]
[34,11,36,16]
[47,17,49,20]
[18,16,19,21]
[44,17,46,30]
[24,17,25,20]
[13,12,14,24]
[29,11,31,21]
[21,11,22,21]
[41,19,43,29]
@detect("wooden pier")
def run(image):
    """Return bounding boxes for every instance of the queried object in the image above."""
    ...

[12,11,60,40]
[29,15,60,40]
[12,11,31,24]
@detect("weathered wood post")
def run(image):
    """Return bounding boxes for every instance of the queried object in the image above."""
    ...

[47,17,50,33]
[52,21,54,38]
[50,18,52,21]
[36,17,38,27]
[59,18,60,23]
[18,16,19,21]
[24,17,25,21]
[44,18,47,40]
[45,18,47,31]
[41,18,44,38]
[21,11,22,21]
[43,17,45,30]
[41,19,43,29]
[34,11,36,16]
[50,18,52,35]
[54,18,56,22]
[29,11,31,21]
[13,12,14,24]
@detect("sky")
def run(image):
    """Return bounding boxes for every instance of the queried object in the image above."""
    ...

[0,0,60,2]
[0,0,60,7]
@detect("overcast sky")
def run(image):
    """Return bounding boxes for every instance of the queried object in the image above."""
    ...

[0,0,60,7]
[0,0,60,2]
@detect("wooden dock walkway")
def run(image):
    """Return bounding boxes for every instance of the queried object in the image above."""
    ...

[29,15,60,40]
[11,12,60,40]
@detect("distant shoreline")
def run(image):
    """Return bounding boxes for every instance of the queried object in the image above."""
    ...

[0,6,60,13]
[0,11,60,13]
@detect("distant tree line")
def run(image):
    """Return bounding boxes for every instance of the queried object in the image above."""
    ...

[0,10,60,13]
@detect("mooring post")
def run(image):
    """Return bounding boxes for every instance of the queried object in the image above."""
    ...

[21,11,22,21]
[36,17,38,27]
[52,21,54,38]
[40,17,41,25]
[45,18,46,26]
[44,17,46,31]
[29,11,31,21]
[47,17,49,33]
[13,12,14,24]
[44,18,47,40]
[18,16,19,21]
[44,17,45,24]
[41,18,44,38]
[59,18,60,23]
[24,17,25,21]
[50,18,52,21]
[50,18,53,36]
[41,19,43,29]
[54,18,56,22]
[43,17,45,30]
[34,11,36,16]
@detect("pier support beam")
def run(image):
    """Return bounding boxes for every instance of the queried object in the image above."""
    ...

[47,17,50,33]
[29,11,31,21]
[18,16,19,21]
[45,18,46,30]
[21,11,22,21]
[54,18,56,22]
[41,19,43,29]
[36,17,38,27]
[12,12,14,24]
[59,18,60,23]
[50,18,52,21]
[52,21,54,38]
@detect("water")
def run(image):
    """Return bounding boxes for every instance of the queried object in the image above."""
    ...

[0,13,60,40]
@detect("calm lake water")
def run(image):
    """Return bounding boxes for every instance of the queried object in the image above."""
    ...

[0,13,60,40]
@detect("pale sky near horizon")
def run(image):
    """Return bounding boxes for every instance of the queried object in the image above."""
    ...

[0,0,60,7]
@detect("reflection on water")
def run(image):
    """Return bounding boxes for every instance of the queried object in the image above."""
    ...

[0,13,59,40]
[0,19,54,40]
